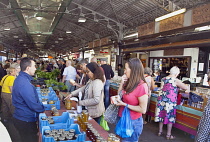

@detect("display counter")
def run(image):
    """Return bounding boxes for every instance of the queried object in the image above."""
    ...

[38,91,109,142]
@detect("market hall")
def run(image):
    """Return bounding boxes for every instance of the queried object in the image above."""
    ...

[0,0,210,142]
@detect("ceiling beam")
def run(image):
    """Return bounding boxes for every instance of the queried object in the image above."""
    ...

[146,0,171,12]
[62,17,100,38]
[122,30,210,52]
[71,1,125,27]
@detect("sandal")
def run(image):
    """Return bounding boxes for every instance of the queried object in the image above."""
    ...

[144,121,147,124]
[158,132,163,136]
[166,135,176,140]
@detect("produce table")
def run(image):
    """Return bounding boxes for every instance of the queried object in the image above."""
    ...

[38,92,109,142]
[110,83,203,136]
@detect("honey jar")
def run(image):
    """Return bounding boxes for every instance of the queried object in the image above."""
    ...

[65,99,72,110]
[112,138,120,142]
[82,110,89,122]
[48,100,55,104]
[53,110,59,116]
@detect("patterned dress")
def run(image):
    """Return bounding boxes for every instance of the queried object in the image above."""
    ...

[155,77,178,124]
[196,98,210,142]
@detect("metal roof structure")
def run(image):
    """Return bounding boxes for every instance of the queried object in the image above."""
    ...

[0,0,209,56]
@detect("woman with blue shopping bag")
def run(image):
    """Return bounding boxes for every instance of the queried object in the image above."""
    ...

[115,58,149,142]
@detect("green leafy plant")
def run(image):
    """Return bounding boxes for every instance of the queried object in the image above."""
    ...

[35,69,67,91]
[35,69,60,80]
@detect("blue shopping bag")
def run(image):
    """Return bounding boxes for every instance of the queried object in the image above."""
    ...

[115,105,134,138]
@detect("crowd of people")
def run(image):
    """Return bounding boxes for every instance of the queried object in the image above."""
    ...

[0,57,209,142]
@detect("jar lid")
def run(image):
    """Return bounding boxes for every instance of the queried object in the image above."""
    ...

[69,129,75,133]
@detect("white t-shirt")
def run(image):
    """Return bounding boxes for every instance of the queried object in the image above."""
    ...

[63,66,77,81]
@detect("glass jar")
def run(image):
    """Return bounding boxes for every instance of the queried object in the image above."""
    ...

[66,136,73,140]
[42,117,47,120]
[69,129,75,133]
[65,99,72,110]
[58,136,65,141]
[69,133,74,137]
[96,136,103,142]
[48,119,54,124]
[82,110,89,122]
[112,138,120,142]
[63,131,69,135]
[77,114,82,127]
[53,110,59,116]
[44,130,50,135]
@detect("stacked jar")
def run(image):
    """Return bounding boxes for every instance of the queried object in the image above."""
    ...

[51,105,59,116]
[65,99,72,110]
[107,133,120,142]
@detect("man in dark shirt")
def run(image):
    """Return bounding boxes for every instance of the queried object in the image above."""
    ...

[12,57,45,142]
[101,58,114,109]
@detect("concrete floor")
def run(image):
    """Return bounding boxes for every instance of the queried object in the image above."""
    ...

[1,112,195,142]
[107,121,195,142]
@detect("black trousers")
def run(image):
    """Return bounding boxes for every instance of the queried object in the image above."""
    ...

[13,117,38,142]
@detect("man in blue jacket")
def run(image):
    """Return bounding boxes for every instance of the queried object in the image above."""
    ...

[12,57,45,142]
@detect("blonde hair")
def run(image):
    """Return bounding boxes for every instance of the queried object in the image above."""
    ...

[6,67,15,75]
[11,63,20,69]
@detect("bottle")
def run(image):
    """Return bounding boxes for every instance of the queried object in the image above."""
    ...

[77,104,82,114]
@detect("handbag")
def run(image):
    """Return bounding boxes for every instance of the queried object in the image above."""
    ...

[115,105,134,138]
[104,91,123,124]
[100,114,110,131]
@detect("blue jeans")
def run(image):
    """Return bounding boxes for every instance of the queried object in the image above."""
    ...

[122,117,143,142]
[65,80,75,93]
[104,80,110,109]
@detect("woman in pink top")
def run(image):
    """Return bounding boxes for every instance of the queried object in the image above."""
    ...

[116,58,149,142]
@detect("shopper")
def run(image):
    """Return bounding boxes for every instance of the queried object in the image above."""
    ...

[143,67,155,124]
[10,63,21,76]
[116,58,149,142]
[0,63,6,113]
[12,57,45,142]
[195,76,210,142]
[101,58,114,109]
[154,66,188,140]
[62,60,77,93]
[117,64,124,76]
[0,68,17,122]
[65,62,105,123]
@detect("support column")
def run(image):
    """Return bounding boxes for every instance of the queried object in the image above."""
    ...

[117,24,124,64]
[82,51,85,59]
[6,52,9,59]
[15,52,18,60]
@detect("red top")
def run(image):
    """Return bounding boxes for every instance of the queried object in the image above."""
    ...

[118,81,148,120]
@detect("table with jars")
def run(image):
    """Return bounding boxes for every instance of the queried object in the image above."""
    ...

[39,91,120,142]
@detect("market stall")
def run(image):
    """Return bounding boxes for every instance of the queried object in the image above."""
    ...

[38,88,112,142]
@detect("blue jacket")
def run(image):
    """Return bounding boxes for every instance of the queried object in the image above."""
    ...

[12,71,45,122]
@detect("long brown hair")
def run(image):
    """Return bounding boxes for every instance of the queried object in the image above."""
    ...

[123,58,146,93]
